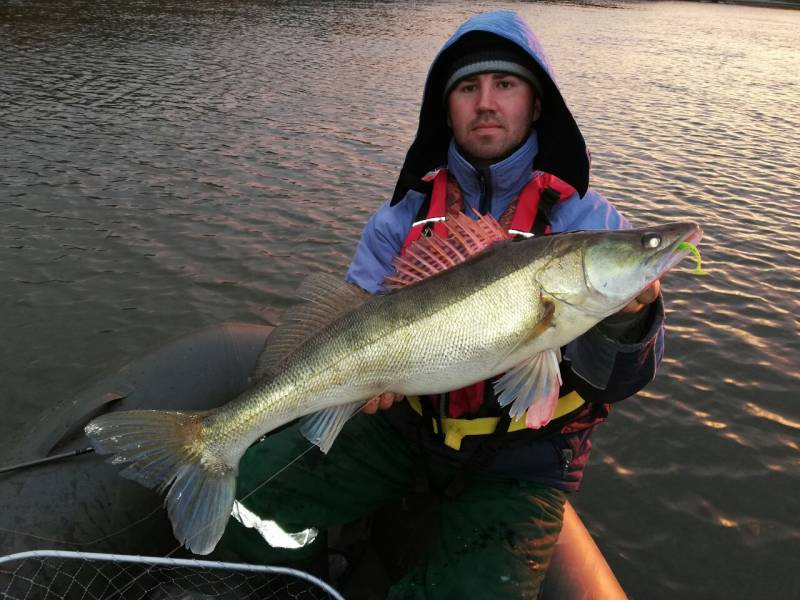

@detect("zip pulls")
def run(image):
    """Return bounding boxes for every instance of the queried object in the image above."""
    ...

[477,168,492,215]
[560,448,574,477]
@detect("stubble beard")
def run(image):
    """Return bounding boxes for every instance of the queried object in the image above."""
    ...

[459,125,530,167]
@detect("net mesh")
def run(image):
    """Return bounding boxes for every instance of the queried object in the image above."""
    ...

[0,551,344,600]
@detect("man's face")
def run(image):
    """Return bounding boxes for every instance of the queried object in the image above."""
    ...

[447,73,541,166]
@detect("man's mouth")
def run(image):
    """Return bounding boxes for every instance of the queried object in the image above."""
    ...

[472,123,502,132]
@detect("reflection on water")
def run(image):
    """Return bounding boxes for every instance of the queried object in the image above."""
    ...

[1,1,799,597]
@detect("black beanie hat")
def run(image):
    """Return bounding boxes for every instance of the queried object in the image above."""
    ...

[442,48,543,100]
[390,30,591,205]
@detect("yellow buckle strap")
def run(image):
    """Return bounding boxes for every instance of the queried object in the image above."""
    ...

[407,391,585,451]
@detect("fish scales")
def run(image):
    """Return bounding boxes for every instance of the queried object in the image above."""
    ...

[204,240,552,458]
[84,219,702,554]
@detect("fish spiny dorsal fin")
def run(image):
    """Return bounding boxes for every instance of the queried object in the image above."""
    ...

[253,274,371,380]
[385,210,507,289]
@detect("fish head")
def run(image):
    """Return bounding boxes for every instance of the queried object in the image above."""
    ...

[578,222,703,315]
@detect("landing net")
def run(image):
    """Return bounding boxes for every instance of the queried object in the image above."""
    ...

[0,550,344,600]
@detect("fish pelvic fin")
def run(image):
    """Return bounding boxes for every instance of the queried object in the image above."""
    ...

[85,410,236,555]
[494,348,563,429]
[385,210,507,289]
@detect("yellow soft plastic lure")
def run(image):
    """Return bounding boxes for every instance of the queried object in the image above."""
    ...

[677,241,708,275]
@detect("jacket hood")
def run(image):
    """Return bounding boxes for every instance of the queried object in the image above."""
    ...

[390,10,590,205]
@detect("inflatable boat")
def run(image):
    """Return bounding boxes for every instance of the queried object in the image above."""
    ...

[0,324,626,598]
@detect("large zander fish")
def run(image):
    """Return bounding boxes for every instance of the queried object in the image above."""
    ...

[85,213,702,554]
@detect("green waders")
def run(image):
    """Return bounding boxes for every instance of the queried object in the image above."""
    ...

[218,412,566,599]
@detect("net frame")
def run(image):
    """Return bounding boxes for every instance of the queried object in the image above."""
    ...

[0,549,345,600]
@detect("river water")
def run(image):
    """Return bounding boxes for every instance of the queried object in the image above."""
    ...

[1,0,798,597]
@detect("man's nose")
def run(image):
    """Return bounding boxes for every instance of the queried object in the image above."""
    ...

[476,82,497,111]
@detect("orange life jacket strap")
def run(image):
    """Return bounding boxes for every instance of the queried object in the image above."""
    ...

[400,169,448,255]
[509,172,576,236]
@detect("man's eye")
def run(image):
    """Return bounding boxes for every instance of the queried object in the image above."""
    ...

[497,80,514,89]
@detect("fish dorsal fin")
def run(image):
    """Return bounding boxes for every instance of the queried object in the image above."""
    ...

[295,273,371,307]
[385,210,507,289]
[253,274,371,380]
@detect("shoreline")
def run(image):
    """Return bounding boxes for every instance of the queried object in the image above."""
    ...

[692,0,800,9]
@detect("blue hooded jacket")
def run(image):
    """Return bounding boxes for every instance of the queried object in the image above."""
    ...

[346,11,665,491]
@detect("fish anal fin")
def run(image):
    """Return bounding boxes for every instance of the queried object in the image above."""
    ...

[254,275,371,380]
[494,348,563,430]
[385,211,507,289]
[300,400,365,454]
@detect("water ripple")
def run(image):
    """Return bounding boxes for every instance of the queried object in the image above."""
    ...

[2,1,799,597]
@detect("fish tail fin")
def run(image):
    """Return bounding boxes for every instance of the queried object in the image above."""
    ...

[85,410,237,555]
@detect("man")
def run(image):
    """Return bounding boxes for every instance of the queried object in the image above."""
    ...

[220,11,664,598]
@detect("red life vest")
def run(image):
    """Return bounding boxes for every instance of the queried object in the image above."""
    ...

[400,168,576,418]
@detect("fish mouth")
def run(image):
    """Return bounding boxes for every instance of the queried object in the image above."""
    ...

[656,222,704,278]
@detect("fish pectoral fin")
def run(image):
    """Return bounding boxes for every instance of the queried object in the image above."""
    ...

[493,348,563,430]
[527,294,556,341]
[488,294,556,375]
[300,400,365,454]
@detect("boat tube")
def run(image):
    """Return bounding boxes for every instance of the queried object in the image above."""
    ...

[0,323,625,598]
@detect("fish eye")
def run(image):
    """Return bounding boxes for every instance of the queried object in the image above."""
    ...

[641,232,662,249]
